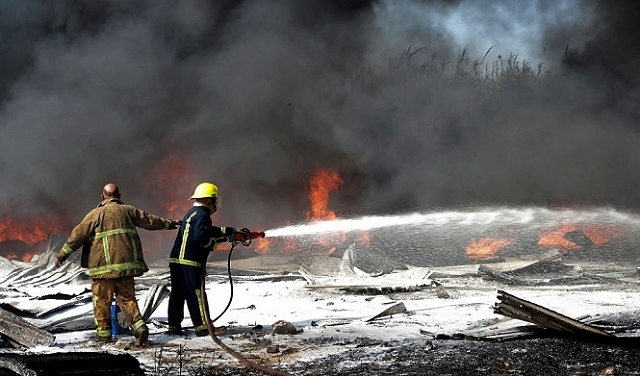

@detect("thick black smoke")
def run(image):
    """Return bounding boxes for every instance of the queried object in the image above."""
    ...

[1,0,639,245]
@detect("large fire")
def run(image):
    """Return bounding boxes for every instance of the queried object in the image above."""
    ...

[0,205,65,261]
[0,159,631,263]
[255,168,345,255]
[465,222,627,261]
[0,215,58,246]
[305,168,344,221]
[306,168,347,249]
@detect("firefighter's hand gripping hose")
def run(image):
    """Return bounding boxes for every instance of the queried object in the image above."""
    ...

[200,228,294,376]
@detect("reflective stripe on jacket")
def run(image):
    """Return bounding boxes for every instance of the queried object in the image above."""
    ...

[168,205,233,268]
[58,198,174,279]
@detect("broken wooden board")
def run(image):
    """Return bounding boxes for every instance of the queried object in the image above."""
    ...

[0,306,55,349]
[494,290,614,339]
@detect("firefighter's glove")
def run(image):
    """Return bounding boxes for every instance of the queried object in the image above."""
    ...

[168,220,182,230]
[54,256,64,268]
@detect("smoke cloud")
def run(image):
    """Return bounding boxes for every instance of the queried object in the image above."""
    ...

[1,0,639,247]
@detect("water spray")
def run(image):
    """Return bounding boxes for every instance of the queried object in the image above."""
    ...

[263,212,438,238]
[200,206,640,375]
[260,207,640,268]
[263,207,640,240]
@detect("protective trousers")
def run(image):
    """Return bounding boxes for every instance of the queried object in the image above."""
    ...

[168,264,210,333]
[91,276,146,339]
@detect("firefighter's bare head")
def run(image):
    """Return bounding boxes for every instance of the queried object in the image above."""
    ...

[101,183,121,200]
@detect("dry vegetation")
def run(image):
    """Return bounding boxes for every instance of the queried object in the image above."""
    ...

[353,46,548,92]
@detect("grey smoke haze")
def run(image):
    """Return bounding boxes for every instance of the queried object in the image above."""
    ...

[1,0,639,240]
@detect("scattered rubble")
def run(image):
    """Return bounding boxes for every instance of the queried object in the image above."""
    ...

[0,236,640,374]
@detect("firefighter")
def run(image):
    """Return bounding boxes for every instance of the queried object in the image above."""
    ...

[54,183,181,347]
[167,182,253,336]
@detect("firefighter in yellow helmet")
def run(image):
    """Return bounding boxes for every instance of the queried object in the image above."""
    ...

[55,183,181,346]
[167,182,258,336]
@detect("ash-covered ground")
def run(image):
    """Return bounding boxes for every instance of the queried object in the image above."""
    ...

[206,336,640,376]
[5,216,640,376]
[116,250,640,376]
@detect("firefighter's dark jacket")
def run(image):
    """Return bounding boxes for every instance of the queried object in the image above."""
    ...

[169,205,234,268]
[57,198,175,278]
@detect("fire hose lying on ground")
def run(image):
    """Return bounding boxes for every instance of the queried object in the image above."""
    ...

[199,228,295,376]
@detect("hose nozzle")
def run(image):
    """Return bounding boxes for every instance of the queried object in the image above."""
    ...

[233,230,266,243]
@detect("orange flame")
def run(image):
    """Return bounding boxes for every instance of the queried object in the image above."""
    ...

[582,225,627,246]
[305,168,343,221]
[467,237,512,260]
[0,211,63,246]
[0,204,63,261]
[538,224,581,251]
[257,169,345,255]
[537,223,625,251]
[254,237,276,255]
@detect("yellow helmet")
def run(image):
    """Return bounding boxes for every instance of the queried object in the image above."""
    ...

[190,182,219,199]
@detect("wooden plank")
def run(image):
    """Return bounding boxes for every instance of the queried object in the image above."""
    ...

[494,290,613,339]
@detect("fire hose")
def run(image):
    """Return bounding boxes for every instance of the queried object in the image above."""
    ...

[199,228,295,376]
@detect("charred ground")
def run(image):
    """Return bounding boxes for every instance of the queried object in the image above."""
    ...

[163,334,640,376]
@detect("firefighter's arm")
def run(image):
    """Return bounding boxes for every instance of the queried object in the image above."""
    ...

[55,244,74,267]
[203,237,218,252]
[132,207,181,231]
[55,214,96,267]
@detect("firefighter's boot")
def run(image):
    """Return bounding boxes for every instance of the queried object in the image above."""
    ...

[133,324,150,348]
